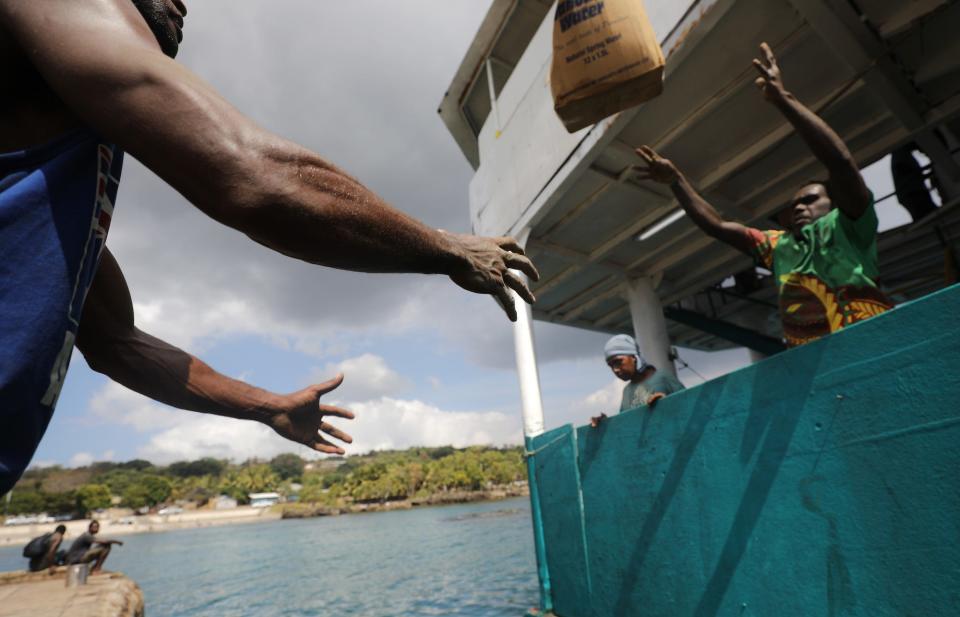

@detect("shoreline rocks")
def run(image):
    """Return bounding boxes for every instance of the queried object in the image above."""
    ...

[279,484,530,519]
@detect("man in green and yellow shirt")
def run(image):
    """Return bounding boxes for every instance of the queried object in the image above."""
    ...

[634,43,893,347]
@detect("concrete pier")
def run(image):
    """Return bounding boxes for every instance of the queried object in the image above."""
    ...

[0,568,144,617]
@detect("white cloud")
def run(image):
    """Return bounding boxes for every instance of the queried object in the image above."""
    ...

[29,460,59,470]
[89,382,180,432]
[138,414,306,464]
[70,452,94,468]
[581,379,625,416]
[343,398,522,453]
[309,353,411,402]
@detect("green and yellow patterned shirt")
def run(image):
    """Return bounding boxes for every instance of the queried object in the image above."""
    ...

[745,198,893,347]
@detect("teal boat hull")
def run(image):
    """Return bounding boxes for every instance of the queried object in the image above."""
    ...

[526,283,960,616]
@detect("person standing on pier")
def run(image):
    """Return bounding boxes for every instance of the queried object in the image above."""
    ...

[0,0,540,495]
[634,43,893,348]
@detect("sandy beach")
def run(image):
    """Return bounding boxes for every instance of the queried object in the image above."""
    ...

[0,506,281,548]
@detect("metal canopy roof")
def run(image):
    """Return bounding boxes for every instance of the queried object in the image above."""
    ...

[441,0,960,351]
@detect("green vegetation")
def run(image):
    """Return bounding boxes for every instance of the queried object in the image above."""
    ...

[75,484,112,515]
[1,447,526,518]
[121,475,172,509]
[298,446,525,505]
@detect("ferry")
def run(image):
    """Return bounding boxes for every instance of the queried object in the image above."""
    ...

[438,1,960,615]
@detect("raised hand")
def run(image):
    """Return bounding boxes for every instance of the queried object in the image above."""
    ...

[268,374,355,454]
[445,233,540,322]
[752,42,786,103]
[634,145,680,185]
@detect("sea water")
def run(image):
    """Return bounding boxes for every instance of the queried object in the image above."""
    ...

[0,498,538,616]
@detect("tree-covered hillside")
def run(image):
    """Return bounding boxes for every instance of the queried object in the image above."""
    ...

[1,446,526,518]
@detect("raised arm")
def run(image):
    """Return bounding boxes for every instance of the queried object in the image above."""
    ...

[0,0,538,320]
[634,146,754,255]
[753,42,871,219]
[76,249,355,455]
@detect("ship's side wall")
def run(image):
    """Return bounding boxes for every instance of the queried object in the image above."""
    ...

[530,283,960,617]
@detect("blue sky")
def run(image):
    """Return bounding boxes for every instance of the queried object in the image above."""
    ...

[30,1,913,469]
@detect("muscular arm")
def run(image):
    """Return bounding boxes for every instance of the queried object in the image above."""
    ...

[76,249,355,454]
[753,43,871,219]
[0,0,537,318]
[634,146,754,255]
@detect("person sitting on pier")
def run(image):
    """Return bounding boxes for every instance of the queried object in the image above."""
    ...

[64,521,123,574]
[590,334,685,427]
[23,524,67,572]
[634,43,894,348]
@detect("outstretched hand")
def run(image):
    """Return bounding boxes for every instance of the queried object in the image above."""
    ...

[590,413,608,428]
[752,42,786,103]
[268,374,355,454]
[445,233,540,321]
[634,146,680,185]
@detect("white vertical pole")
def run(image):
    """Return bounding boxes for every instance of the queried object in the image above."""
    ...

[625,276,677,378]
[510,234,552,613]
[511,230,544,438]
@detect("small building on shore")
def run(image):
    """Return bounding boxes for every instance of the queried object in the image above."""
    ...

[248,492,280,508]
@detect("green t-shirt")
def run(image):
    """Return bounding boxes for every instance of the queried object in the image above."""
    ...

[745,198,893,346]
[619,370,686,412]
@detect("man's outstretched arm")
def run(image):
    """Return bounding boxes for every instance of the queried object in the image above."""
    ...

[752,42,871,219]
[634,146,755,255]
[0,0,538,320]
[76,249,355,455]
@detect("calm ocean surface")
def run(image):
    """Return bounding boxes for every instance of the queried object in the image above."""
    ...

[0,498,538,616]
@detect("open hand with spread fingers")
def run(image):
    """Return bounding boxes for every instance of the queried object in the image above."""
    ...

[445,233,541,321]
[752,42,787,103]
[634,145,681,185]
[268,374,355,455]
